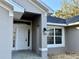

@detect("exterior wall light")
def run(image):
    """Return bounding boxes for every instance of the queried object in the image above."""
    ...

[43,28,47,35]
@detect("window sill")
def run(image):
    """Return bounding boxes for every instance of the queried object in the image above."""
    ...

[47,44,65,48]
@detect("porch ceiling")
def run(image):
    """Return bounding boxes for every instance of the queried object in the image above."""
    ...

[21,12,41,20]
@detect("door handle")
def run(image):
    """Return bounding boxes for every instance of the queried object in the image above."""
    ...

[25,39,27,41]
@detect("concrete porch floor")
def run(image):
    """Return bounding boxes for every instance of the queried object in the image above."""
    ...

[12,50,42,59]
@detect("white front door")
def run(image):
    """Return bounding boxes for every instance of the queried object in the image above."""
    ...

[15,24,31,50]
[17,25,28,50]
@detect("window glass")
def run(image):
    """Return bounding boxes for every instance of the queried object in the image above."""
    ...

[55,29,62,36]
[13,32,16,47]
[55,37,62,44]
[28,29,30,47]
[48,29,54,36]
[47,37,54,44]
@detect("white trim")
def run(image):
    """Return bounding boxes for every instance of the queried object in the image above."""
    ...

[47,23,67,26]
[47,26,65,48]
[14,19,32,23]
[6,0,24,12]
[76,27,79,29]
[9,10,13,16]
[0,1,13,16]
[39,48,48,51]
[68,22,79,26]
[47,44,65,48]
[47,22,79,27]
[37,0,54,13]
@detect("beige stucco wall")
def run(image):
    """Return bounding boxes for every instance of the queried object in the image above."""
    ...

[32,16,41,53]
[48,47,65,55]
[41,13,48,59]
[0,6,13,59]
[65,25,79,53]
[32,15,48,59]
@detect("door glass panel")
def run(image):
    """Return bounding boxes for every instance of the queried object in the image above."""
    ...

[13,32,16,47]
[28,29,30,47]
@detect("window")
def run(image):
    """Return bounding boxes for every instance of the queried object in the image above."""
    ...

[47,26,65,48]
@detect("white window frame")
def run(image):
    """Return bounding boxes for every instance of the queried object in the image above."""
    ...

[47,26,65,48]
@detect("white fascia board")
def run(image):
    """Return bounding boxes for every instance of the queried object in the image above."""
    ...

[47,23,67,26]
[5,0,24,12]
[47,22,79,27]
[0,0,13,16]
[67,22,79,26]
[37,0,54,13]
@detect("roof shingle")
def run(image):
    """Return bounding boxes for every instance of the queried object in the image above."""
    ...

[47,15,79,25]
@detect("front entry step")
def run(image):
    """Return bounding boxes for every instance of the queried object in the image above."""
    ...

[12,50,42,59]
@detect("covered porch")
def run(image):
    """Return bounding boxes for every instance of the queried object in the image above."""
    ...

[11,0,48,58]
[12,11,44,59]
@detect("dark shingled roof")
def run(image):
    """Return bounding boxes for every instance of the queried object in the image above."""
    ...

[66,15,79,24]
[47,16,66,24]
[47,15,79,24]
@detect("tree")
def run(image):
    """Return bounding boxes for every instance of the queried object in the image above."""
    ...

[54,0,79,19]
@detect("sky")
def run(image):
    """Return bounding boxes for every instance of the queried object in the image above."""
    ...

[41,0,62,12]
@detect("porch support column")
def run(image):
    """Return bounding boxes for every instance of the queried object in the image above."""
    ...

[39,13,48,59]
